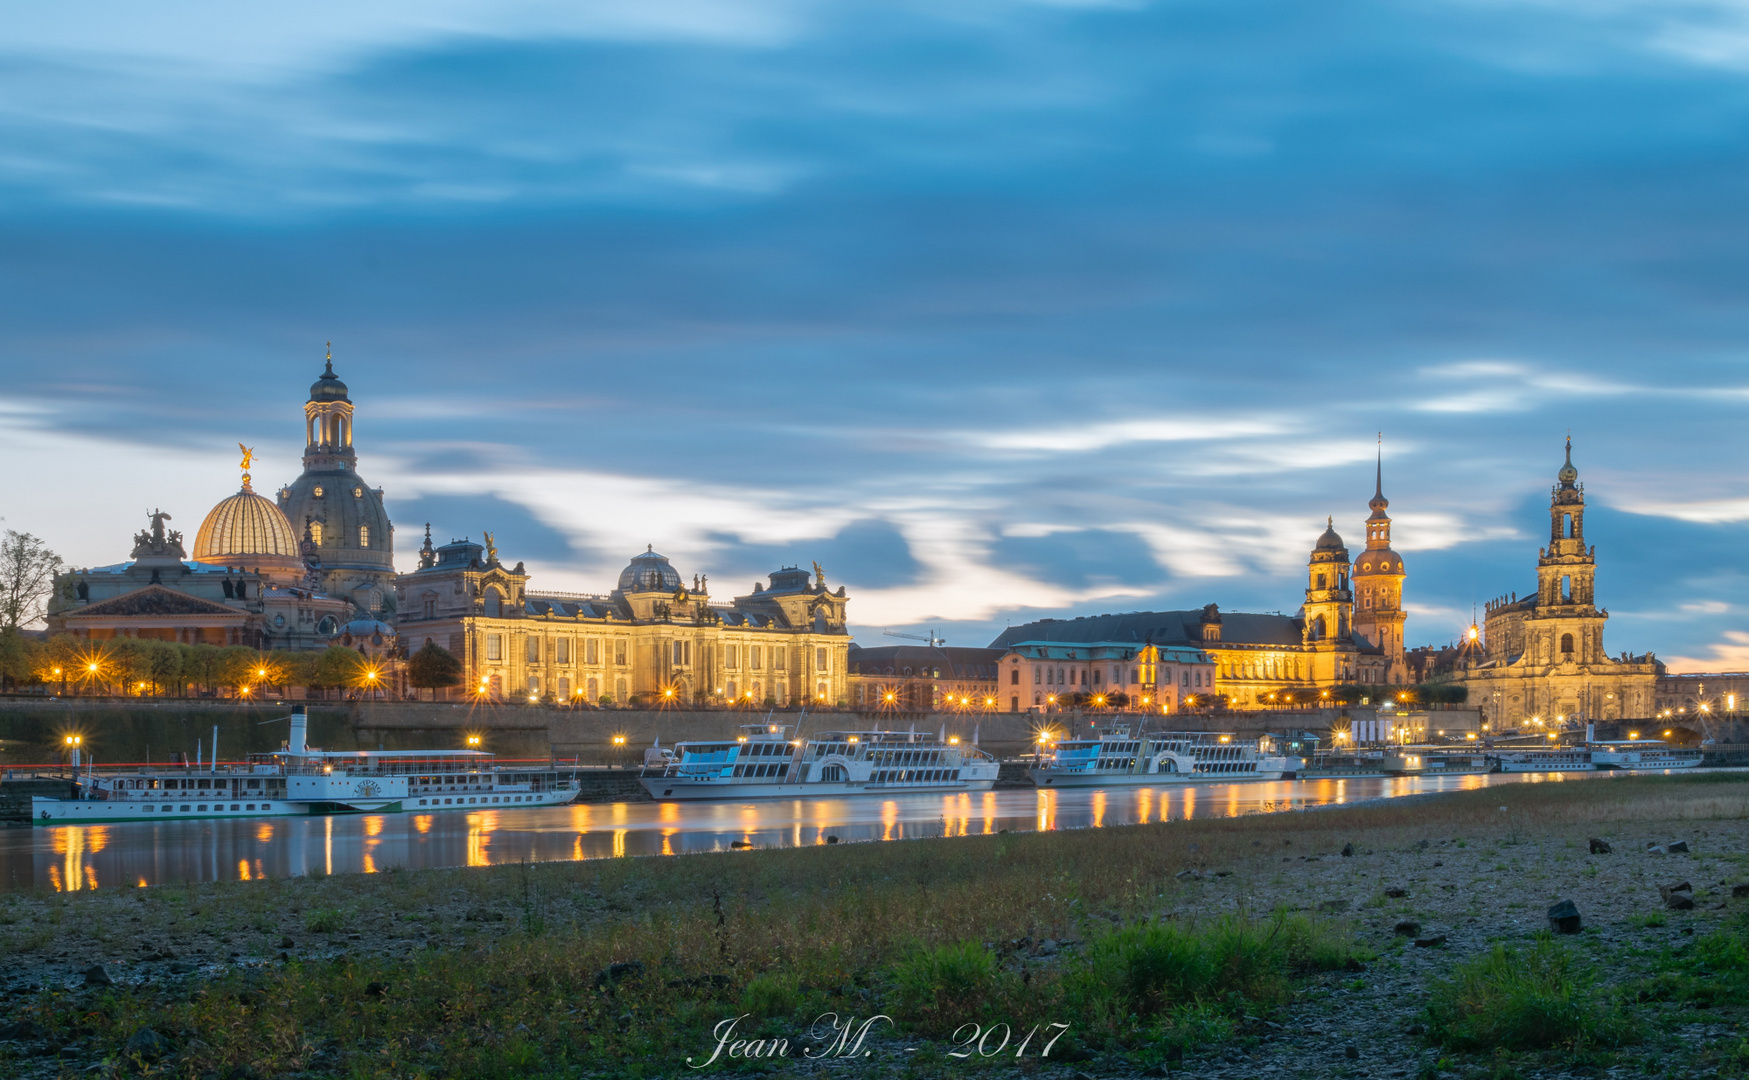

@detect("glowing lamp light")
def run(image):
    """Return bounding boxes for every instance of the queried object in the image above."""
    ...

[948,736,959,744]
[612,735,626,746]
[466,735,481,747]
[87,663,97,673]
[737,735,748,742]
[1665,730,1673,737]
[847,736,858,743]
[1628,731,1639,739]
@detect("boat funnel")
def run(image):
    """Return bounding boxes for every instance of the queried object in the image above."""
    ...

[289,706,308,755]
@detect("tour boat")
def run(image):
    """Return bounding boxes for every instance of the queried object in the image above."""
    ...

[31,708,580,825]
[1586,740,1703,770]
[1029,729,1293,787]
[1493,748,1595,772]
[640,724,1000,800]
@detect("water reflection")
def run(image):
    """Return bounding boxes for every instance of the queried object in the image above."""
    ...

[0,770,1660,892]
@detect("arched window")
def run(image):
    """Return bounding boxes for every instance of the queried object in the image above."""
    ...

[310,521,323,545]
[1561,633,1574,655]
[485,588,503,618]
[1563,512,1573,538]
[359,524,370,549]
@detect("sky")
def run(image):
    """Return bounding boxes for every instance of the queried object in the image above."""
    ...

[2,0,1748,670]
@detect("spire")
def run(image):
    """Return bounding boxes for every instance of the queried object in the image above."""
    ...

[1368,432,1390,518]
[325,340,334,377]
[1374,433,1383,500]
[1557,434,1579,487]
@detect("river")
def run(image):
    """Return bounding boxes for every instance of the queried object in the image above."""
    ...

[0,769,1639,892]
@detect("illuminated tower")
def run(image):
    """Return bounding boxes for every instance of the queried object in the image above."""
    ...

[1352,441,1407,682]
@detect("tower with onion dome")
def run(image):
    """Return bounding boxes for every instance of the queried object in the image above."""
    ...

[276,346,397,615]
[1352,441,1407,682]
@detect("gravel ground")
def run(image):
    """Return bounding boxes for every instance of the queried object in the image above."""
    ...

[1,800,1746,1078]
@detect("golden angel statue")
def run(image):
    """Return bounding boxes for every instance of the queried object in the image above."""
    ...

[812,560,826,587]
[238,443,256,470]
[483,532,498,564]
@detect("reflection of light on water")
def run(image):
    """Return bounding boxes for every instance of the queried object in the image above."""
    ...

[467,812,498,867]
[1137,788,1152,825]
[47,865,62,892]
[613,829,626,858]
[255,824,274,843]
[137,877,148,889]
[1091,791,1106,829]
[324,815,333,877]
[881,800,898,842]
[1183,787,1195,820]
[54,827,108,892]
[413,815,433,834]
[239,860,252,881]
[611,803,628,825]
[1036,788,1056,832]
[661,828,675,856]
[1225,785,1239,817]
[658,802,679,824]
[982,791,996,834]
[364,816,385,837]
[572,804,593,832]
[573,834,583,861]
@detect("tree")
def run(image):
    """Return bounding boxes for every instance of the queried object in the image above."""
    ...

[0,531,62,631]
[310,646,365,696]
[406,642,462,698]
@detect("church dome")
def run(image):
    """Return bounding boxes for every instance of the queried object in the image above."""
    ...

[1314,518,1346,552]
[194,485,300,562]
[617,546,683,592]
[310,358,350,403]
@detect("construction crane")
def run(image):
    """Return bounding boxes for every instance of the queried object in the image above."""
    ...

[883,629,946,647]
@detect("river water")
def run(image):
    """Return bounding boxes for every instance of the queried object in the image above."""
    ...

[0,770,1634,892]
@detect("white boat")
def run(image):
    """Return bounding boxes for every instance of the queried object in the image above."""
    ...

[1030,729,1292,787]
[1495,748,1595,772]
[31,707,579,825]
[1587,740,1702,770]
[640,723,999,801]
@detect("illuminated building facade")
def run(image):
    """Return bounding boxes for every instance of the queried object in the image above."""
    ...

[846,645,1004,711]
[1452,440,1658,726]
[395,541,852,705]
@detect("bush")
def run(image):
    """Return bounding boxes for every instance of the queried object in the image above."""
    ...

[1425,936,1635,1051]
[892,941,1008,1035]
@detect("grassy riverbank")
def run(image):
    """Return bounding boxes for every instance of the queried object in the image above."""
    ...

[3,773,1749,1078]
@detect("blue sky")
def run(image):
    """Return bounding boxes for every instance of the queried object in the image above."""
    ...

[2,0,1748,669]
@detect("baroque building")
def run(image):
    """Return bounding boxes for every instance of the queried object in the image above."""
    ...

[47,470,353,651]
[1450,440,1658,725]
[394,538,852,706]
[989,514,1388,710]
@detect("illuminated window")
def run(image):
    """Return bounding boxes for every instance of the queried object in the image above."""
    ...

[556,638,571,664]
[359,525,370,548]
[313,486,324,498]
[772,647,786,671]
[614,640,627,665]
[816,647,829,672]
[527,637,541,663]
[585,638,599,665]
[486,634,503,662]
[309,521,323,545]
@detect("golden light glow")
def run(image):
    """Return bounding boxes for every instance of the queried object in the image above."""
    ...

[612,735,626,746]
[948,736,959,744]
[1628,731,1639,739]
[847,735,859,743]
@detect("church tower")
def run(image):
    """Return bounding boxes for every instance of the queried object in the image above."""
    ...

[1526,437,1605,663]
[277,346,397,615]
[1352,444,1407,682]
[1302,518,1356,683]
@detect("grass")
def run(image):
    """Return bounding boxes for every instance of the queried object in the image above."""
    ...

[0,771,1746,1078]
[1425,935,1638,1051]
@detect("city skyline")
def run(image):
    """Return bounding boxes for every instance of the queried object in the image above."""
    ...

[4,2,1748,669]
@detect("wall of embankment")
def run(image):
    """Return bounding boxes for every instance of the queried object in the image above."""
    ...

[2,696,1485,767]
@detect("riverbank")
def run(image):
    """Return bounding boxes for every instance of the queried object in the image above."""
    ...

[1,773,1748,1078]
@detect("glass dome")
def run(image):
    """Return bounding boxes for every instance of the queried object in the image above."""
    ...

[617,547,683,592]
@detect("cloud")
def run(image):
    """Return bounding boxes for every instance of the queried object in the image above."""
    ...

[1665,630,1749,673]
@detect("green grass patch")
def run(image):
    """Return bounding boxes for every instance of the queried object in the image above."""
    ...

[1425,934,1637,1052]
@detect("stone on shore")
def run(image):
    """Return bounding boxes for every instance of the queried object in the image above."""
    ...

[1589,838,1611,854]
[1547,898,1581,934]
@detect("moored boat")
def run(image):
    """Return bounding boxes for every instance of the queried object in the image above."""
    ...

[640,723,999,800]
[1494,748,1594,772]
[30,707,579,825]
[1029,728,1292,787]
[1587,740,1702,770]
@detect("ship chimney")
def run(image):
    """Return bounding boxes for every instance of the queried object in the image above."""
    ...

[289,706,308,755]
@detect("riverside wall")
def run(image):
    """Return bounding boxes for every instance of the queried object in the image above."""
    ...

[0,696,1485,767]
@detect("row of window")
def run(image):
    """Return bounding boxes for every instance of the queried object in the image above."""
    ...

[417,795,543,806]
[138,803,271,813]
[870,769,960,783]
[300,521,372,549]
[488,635,628,665]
